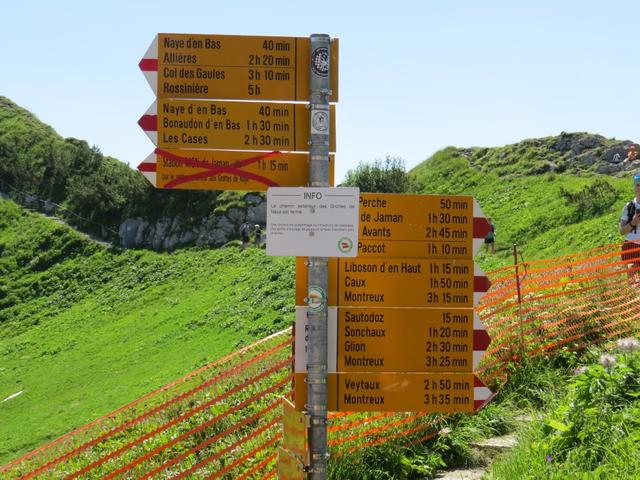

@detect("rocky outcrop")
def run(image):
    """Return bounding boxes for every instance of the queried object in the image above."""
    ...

[467,132,637,178]
[119,192,266,251]
[552,132,635,175]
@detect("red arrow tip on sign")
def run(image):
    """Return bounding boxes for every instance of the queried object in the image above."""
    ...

[137,162,156,173]
[473,276,492,293]
[139,58,158,72]
[473,329,492,350]
[473,377,493,411]
[138,114,158,132]
[473,217,491,239]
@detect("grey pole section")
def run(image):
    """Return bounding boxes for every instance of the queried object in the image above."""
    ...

[307,33,331,480]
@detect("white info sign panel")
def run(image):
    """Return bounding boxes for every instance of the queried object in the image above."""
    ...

[266,187,359,257]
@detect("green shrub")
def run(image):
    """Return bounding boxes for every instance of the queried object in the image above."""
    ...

[559,178,618,220]
[342,156,418,193]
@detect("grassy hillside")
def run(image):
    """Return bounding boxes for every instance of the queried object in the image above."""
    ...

[0,197,295,462]
[411,146,630,271]
[2,107,637,468]
[0,96,252,243]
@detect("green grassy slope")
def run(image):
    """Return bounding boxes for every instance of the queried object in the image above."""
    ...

[0,198,295,463]
[411,146,630,271]
[1,129,635,466]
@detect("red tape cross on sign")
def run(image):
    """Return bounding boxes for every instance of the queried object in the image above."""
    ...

[142,148,283,189]
[137,149,336,191]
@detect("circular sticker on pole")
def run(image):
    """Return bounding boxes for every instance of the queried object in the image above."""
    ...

[311,109,329,134]
[337,237,354,254]
[311,47,330,77]
[307,286,326,312]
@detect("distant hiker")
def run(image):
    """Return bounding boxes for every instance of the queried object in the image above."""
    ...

[240,223,250,247]
[623,145,638,164]
[254,224,262,246]
[484,218,495,253]
[619,173,640,281]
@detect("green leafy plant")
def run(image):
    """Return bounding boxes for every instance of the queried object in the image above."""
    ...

[559,178,619,220]
[540,340,640,468]
[342,156,418,193]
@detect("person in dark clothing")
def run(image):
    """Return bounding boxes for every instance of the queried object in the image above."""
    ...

[484,218,495,253]
[254,224,262,246]
[240,223,250,247]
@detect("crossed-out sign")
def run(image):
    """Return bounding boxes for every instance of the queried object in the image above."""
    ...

[137,149,335,190]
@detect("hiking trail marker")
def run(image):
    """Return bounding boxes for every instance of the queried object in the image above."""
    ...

[138,99,336,152]
[295,257,491,308]
[293,192,494,413]
[140,33,339,102]
[137,149,335,191]
[358,193,491,258]
[294,307,492,374]
[294,372,492,413]
[139,32,341,479]
[137,33,337,192]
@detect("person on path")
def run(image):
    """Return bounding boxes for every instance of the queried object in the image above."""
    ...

[240,223,250,248]
[484,218,495,253]
[254,224,262,247]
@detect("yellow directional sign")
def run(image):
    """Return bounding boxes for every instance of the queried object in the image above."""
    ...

[337,308,477,373]
[337,258,482,308]
[140,99,336,152]
[357,193,490,258]
[359,194,474,240]
[294,372,491,413]
[357,239,469,259]
[143,33,339,102]
[295,258,489,308]
[138,149,335,190]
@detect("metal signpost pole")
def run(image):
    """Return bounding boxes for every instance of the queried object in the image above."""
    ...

[306,33,331,480]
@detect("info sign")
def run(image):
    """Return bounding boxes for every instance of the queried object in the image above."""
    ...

[266,187,359,257]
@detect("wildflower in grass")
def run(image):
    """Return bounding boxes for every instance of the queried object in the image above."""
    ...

[616,337,640,353]
[598,354,617,370]
[439,427,452,436]
[573,366,588,375]
[546,455,553,462]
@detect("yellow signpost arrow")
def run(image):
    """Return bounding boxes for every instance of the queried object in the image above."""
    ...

[140,33,339,102]
[137,149,335,191]
[336,307,490,373]
[294,372,492,413]
[358,193,492,258]
[139,99,336,152]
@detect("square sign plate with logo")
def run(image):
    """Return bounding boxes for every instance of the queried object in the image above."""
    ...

[267,187,359,257]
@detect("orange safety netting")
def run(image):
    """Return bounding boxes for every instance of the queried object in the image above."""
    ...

[2,241,640,478]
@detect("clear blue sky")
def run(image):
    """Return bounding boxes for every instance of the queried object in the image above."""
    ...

[2,1,638,182]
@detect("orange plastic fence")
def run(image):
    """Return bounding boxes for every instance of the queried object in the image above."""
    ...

[2,241,640,478]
